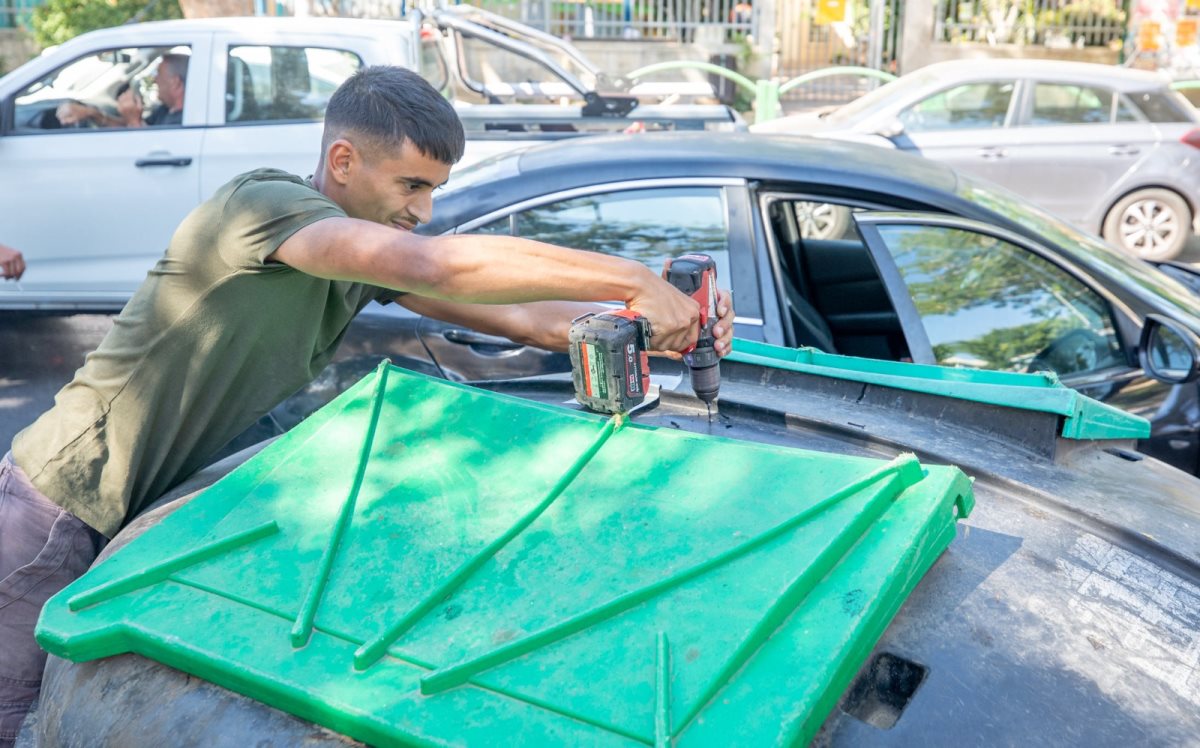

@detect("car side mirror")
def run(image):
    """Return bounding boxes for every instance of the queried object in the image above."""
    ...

[1139,314,1200,384]
[875,117,905,139]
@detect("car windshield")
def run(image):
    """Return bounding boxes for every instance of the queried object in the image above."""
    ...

[824,69,940,125]
[956,175,1200,323]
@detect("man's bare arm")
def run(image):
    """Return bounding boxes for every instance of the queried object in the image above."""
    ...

[270,217,700,352]
[397,290,736,356]
[397,296,596,353]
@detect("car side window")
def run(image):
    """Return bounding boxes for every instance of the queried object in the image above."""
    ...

[483,187,731,282]
[1128,90,1194,123]
[899,82,1014,132]
[876,224,1123,377]
[225,46,361,123]
[1029,83,1121,125]
[12,46,191,131]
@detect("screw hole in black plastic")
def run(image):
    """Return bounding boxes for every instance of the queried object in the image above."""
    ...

[841,652,928,730]
[1104,447,1144,462]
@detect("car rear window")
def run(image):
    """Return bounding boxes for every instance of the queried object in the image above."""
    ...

[1128,90,1194,123]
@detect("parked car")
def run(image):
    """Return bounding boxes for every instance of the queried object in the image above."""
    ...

[752,59,1200,261]
[332,132,1200,473]
[0,13,737,311]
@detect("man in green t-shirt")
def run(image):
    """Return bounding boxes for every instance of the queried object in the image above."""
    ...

[0,66,735,743]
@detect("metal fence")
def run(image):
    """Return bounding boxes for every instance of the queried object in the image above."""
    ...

[468,0,755,41]
[935,0,1127,47]
[292,0,754,40]
[776,0,901,108]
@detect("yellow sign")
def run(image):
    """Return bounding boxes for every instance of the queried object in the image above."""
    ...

[1138,21,1161,52]
[815,0,849,25]
[1179,18,1199,47]
[1189,0,1200,10]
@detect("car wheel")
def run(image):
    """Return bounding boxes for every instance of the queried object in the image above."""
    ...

[794,201,852,240]
[1102,188,1192,261]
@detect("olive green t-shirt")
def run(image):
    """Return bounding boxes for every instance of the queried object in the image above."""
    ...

[13,169,395,537]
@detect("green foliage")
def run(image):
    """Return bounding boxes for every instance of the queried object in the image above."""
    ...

[1036,0,1126,47]
[32,0,182,49]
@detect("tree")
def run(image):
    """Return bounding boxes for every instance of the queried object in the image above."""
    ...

[32,0,182,49]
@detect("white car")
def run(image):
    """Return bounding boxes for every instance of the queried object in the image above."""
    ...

[0,17,422,310]
[754,59,1200,261]
[0,12,736,311]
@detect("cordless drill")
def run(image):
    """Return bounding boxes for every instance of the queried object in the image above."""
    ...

[663,253,721,407]
[568,309,652,415]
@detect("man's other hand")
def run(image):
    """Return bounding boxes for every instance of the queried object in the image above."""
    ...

[1,243,26,281]
[117,88,145,127]
[713,288,735,357]
[55,101,92,126]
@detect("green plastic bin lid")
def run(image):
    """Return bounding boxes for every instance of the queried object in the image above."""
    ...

[39,363,974,747]
[729,339,1151,441]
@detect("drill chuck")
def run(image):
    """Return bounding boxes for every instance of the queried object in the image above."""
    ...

[664,253,721,405]
[685,347,721,403]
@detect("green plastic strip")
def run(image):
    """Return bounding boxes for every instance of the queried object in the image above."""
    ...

[419,454,920,695]
[655,632,670,748]
[67,521,279,612]
[729,338,1150,440]
[673,456,918,734]
[353,414,625,670]
[291,361,389,648]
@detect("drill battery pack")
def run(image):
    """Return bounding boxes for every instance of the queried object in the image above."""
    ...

[568,310,652,414]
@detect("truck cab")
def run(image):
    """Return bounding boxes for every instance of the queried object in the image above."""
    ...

[0,10,734,311]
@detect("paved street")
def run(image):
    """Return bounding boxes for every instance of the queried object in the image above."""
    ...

[0,313,114,449]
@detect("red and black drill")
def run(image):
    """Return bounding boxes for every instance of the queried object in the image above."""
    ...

[568,253,720,415]
[662,253,721,410]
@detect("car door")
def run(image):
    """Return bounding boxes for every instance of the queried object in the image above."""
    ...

[852,211,1195,466]
[1000,80,1157,225]
[892,79,1021,186]
[0,33,210,308]
[413,179,757,381]
[199,32,382,199]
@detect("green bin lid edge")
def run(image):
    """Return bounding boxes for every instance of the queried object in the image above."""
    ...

[729,339,1150,441]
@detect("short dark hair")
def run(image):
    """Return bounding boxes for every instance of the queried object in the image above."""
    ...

[321,66,465,166]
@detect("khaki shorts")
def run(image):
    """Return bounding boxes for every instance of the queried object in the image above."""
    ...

[0,452,102,747]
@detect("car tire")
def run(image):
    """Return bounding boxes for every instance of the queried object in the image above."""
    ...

[1102,188,1192,261]
[794,202,852,240]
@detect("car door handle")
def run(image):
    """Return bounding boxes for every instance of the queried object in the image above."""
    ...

[1108,145,1140,157]
[135,157,193,167]
[442,328,524,350]
[977,147,1006,160]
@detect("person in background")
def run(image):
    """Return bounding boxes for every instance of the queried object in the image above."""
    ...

[55,53,188,128]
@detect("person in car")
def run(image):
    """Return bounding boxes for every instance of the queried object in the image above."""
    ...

[0,65,734,745]
[0,243,24,281]
[55,53,188,128]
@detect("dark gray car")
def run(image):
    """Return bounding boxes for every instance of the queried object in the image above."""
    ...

[343,133,1200,475]
[753,59,1200,261]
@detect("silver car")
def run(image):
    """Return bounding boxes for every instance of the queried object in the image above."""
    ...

[753,59,1200,260]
